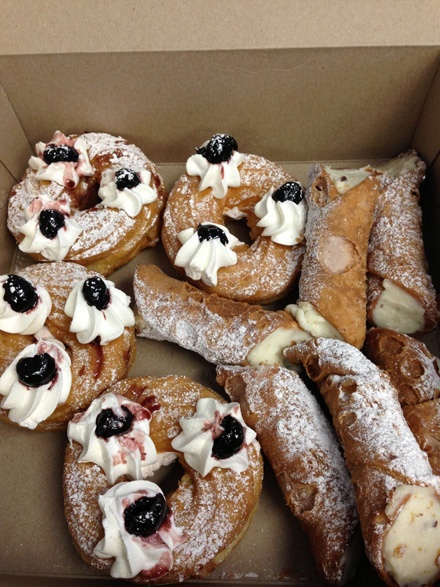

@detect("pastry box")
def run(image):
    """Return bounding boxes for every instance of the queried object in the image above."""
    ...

[0,1,440,586]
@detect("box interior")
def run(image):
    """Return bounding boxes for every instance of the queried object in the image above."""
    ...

[1,34,440,587]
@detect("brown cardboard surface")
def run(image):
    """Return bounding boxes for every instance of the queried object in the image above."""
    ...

[1,6,440,584]
[1,0,440,55]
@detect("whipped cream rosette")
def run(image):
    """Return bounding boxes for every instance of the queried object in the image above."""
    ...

[29,130,94,188]
[18,194,82,261]
[0,336,72,429]
[98,167,158,218]
[0,274,52,335]
[171,397,258,477]
[94,480,185,579]
[186,133,245,199]
[255,181,307,245]
[67,392,173,484]
[64,276,135,345]
[175,222,240,287]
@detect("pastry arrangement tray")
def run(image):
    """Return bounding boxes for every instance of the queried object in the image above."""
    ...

[0,161,439,587]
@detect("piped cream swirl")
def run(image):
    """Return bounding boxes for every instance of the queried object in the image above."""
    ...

[186,147,244,199]
[255,186,307,245]
[94,480,185,579]
[0,336,72,429]
[171,397,258,477]
[68,392,163,484]
[98,168,157,217]
[0,275,52,335]
[174,222,240,286]
[64,278,135,345]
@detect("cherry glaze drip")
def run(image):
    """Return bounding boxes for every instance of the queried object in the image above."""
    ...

[95,406,134,438]
[3,275,38,313]
[196,134,238,164]
[272,181,304,204]
[39,209,66,240]
[82,277,110,310]
[43,144,79,164]
[212,415,245,460]
[124,493,167,537]
[197,224,228,246]
[16,353,57,388]
[115,168,141,190]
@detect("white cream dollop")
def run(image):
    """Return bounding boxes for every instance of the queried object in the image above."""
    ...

[98,168,157,217]
[18,195,82,261]
[0,337,72,429]
[254,186,307,245]
[186,147,244,199]
[174,222,240,287]
[29,130,94,188]
[68,392,164,484]
[94,480,185,579]
[64,277,135,345]
[0,275,52,335]
[171,397,258,477]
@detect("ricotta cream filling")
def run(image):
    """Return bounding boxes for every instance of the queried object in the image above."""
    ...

[383,484,440,587]
[286,301,344,341]
[247,326,312,367]
[371,279,425,334]
[324,166,372,194]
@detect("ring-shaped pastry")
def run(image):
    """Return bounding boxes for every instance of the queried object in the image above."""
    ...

[161,134,306,304]
[7,131,167,277]
[63,375,263,583]
[0,262,136,430]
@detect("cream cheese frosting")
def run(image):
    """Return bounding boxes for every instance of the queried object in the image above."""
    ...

[64,276,135,345]
[67,392,164,484]
[94,480,185,579]
[0,274,52,335]
[174,222,240,287]
[0,336,72,429]
[171,397,258,476]
[98,168,157,217]
[29,130,94,188]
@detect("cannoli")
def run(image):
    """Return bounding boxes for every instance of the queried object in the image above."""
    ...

[364,327,440,474]
[367,150,439,333]
[133,264,310,367]
[287,163,380,349]
[216,363,360,586]
[285,337,440,587]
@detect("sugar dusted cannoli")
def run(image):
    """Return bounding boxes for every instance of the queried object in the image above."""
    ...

[133,264,310,367]
[364,327,440,474]
[285,337,440,587]
[287,163,380,349]
[216,363,360,586]
[367,150,439,334]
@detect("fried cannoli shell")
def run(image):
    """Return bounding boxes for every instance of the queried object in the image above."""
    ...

[216,364,360,586]
[296,164,380,349]
[133,264,309,367]
[285,338,440,587]
[367,151,439,334]
[364,327,440,474]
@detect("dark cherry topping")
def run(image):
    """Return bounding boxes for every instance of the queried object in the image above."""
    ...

[3,275,38,313]
[95,406,134,438]
[196,134,238,164]
[272,181,304,204]
[16,353,57,388]
[212,415,245,460]
[197,223,228,246]
[124,493,167,537]
[39,209,66,240]
[82,277,110,310]
[43,144,79,165]
[115,168,141,190]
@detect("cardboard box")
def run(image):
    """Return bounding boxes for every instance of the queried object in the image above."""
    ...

[1,2,440,586]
